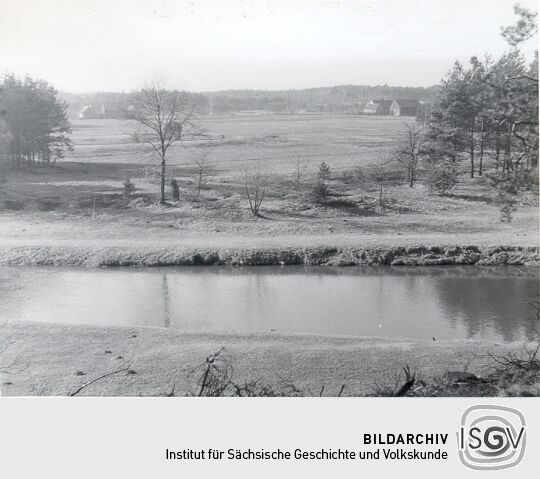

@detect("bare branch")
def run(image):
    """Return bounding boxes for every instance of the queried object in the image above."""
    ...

[69,367,130,396]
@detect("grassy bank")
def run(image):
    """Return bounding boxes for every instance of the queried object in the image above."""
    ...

[0,321,534,397]
[0,242,537,267]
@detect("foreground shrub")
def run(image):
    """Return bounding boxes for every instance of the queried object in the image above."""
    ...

[425,164,458,195]
[188,349,303,397]
[185,342,539,397]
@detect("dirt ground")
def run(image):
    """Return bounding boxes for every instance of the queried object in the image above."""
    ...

[0,321,526,397]
[0,162,537,251]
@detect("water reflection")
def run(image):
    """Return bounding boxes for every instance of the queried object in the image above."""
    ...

[0,266,537,342]
[161,273,171,329]
[432,276,536,342]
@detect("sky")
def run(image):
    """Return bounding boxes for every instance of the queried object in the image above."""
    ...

[0,0,537,92]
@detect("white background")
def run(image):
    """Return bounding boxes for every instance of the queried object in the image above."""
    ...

[0,398,538,478]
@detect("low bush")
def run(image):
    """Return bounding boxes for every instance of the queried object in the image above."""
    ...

[425,164,458,195]
[188,349,303,397]
[311,180,328,203]
[122,178,136,199]
[170,178,180,201]
[1,199,25,210]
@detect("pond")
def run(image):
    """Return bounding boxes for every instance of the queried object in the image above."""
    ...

[0,266,537,342]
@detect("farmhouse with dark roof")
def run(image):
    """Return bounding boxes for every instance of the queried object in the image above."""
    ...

[389,99,420,117]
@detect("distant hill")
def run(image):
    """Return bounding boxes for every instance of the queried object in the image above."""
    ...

[60,84,440,117]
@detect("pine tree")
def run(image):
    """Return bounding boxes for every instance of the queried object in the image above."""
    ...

[0,74,71,168]
[318,161,331,181]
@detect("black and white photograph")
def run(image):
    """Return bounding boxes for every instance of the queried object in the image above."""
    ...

[0,0,538,401]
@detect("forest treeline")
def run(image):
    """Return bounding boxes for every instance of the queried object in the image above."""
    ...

[414,5,538,197]
[423,50,538,177]
[0,75,71,170]
[202,85,440,114]
[61,84,440,118]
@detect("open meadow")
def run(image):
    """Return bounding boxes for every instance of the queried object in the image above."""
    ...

[64,114,412,176]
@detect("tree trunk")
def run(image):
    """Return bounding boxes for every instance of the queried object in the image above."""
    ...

[504,129,512,172]
[495,130,500,171]
[478,118,485,176]
[160,154,166,204]
[469,123,475,178]
[409,164,414,187]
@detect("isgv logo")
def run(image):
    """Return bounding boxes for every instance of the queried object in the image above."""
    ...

[457,405,526,470]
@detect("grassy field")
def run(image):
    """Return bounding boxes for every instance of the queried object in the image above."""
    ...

[64,114,412,177]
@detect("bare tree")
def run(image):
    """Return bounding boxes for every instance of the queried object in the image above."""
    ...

[294,157,308,195]
[394,123,424,187]
[353,166,366,201]
[132,83,195,204]
[0,118,11,189]
[194,153,210,198]
[370,158,390,207]
[243,164,267,217]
